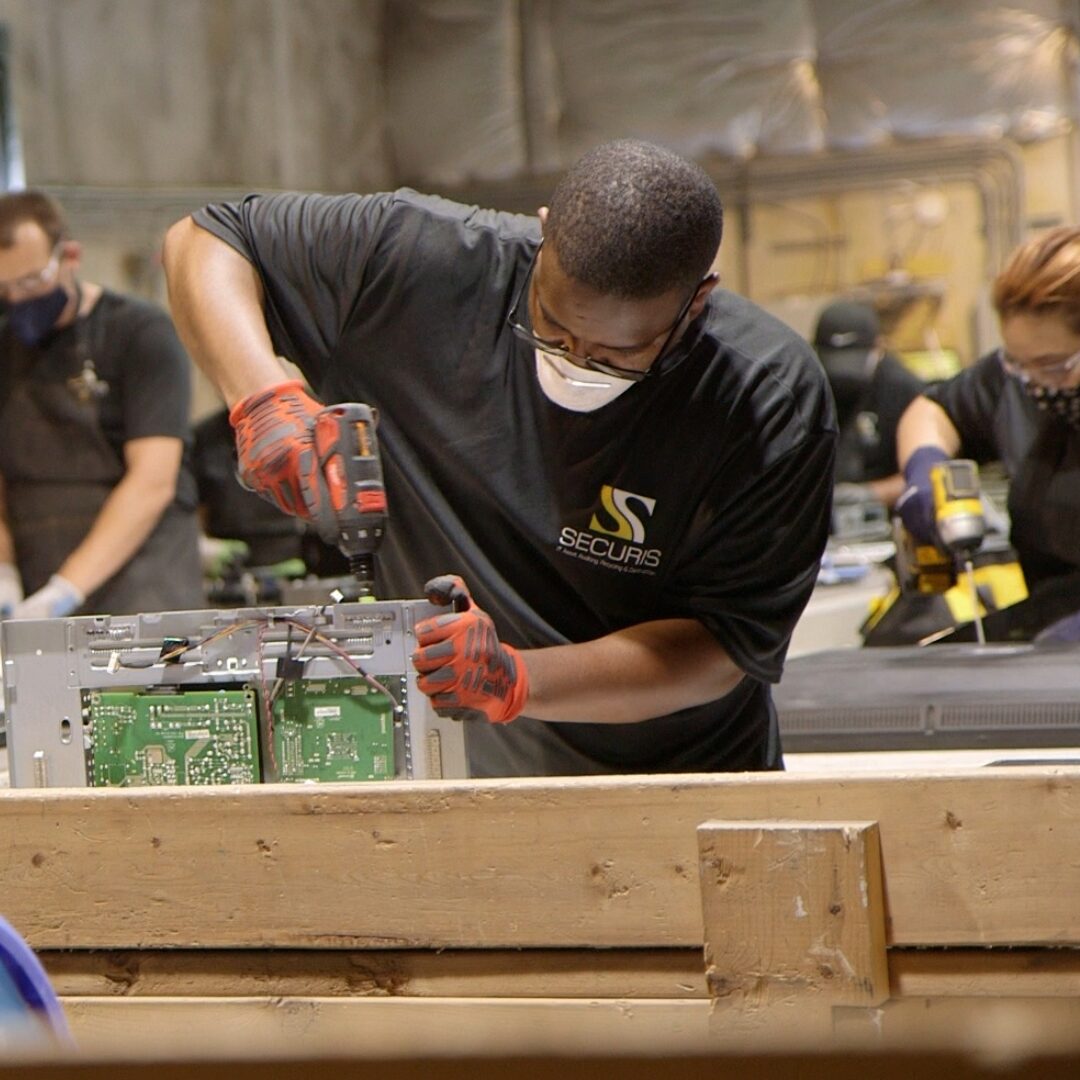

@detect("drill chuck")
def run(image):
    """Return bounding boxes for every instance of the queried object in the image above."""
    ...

[348,554,375,597]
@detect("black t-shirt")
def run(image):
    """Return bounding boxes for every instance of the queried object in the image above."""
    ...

[194,190,837,775]
[834,354,924,484]
[923,352,1080,587]
[0,289,197,510]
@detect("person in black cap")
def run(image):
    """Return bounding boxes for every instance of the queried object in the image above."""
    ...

[813,299,924,510]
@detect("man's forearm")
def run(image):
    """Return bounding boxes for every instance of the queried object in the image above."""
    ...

[57,473,176,598]
[519,618,745,725]
[162,216,288,408]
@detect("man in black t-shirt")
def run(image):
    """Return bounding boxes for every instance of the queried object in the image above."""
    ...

[813,300,924,512]
[0,191,202,618]
[162,140,836,776]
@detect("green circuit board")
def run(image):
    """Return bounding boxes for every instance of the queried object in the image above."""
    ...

[86,688,261,787]
[269,676,399,783]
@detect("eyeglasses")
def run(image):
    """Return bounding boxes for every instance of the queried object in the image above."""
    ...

[0,242,64,301]
[998,345,1080,386]
[506,241,700,383]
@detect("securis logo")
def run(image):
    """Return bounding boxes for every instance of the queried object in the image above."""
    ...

[557,485,662,575]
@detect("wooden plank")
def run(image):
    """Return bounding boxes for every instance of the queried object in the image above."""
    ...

[890,948,1080,998]
[6,1052,1079,1080]
[42,948,707,999]
[3,769,1080,949]
[832,996,1080,1064]
[60,997,716,1058]
[57,995,1080,1065]
[698,821,888,1007]
[45,947,1080,1002]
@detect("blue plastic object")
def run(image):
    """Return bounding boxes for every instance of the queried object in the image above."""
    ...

[0,915,69,1043]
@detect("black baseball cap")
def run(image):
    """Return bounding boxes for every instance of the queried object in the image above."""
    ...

[813,300,882,399]
[813,300,880,352]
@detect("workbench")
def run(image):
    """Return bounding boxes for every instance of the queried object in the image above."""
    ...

[3,769,1080,1077]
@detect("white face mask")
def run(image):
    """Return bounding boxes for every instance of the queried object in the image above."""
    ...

[534,348,635,412]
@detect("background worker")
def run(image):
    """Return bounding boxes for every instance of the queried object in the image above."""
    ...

[162,139,837,777]
[192,406,306,568]
[0,191,202,619]
[813,299,924,510]
[897,225,1080,598]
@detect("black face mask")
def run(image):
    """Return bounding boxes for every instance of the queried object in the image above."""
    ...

[7,285,69,347]
[1025,381,1080,428]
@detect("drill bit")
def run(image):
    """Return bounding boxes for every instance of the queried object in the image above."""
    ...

[965,558,986,645]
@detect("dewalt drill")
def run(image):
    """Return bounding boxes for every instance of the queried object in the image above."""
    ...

[311,403,387,598]
[893,458,988,642]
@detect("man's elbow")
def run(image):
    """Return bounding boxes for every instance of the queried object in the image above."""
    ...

[129,471,179,519]
[161,216,194,281]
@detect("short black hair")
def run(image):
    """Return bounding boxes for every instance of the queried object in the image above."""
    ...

[545,140,723,299]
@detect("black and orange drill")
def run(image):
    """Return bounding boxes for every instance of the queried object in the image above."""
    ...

[312,403,387,596]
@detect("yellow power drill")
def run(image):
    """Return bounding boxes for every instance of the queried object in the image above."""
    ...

[893,459,988,642]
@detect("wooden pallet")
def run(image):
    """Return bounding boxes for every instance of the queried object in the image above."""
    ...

[3,768,1080,1070]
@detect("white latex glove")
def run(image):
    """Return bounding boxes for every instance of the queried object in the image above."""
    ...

[11,574,84,620]
[0,562,23,616]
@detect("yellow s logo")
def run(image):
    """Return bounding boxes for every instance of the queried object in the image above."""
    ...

[589,485,656,544]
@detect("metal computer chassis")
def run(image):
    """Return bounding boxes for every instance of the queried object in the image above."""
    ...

[1,599,466,788]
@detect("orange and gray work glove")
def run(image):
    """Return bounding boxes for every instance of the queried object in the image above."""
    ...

[229,380,335,541]
[412,575,529,725]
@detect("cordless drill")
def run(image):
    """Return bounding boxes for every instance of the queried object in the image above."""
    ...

[311,403,387,597]
[894,458,987,641]
[930,459,985,563]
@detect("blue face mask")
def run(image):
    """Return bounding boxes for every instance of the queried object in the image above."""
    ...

[7,285,69,347]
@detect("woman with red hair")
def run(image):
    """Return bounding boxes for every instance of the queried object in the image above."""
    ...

[897,226,1080,599]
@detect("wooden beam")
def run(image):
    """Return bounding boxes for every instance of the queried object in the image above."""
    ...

[42,947,1080,1002]
[698,821,888,1007]
[832,996,1080,1061]
[890,948,1080,998]
[2,768,1079,949]
[41,948,707,999]
[55,995,1080,1065]
[61,997,716,1059]
[6,1051,1080,1080]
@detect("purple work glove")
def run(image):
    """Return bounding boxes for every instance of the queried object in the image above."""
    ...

[895,446,950,545]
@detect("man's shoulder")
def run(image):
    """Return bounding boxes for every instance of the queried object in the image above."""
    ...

[380,188,540,247]
[703,289,819,366]
[699,288,829,405]
[694,289,835,460]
